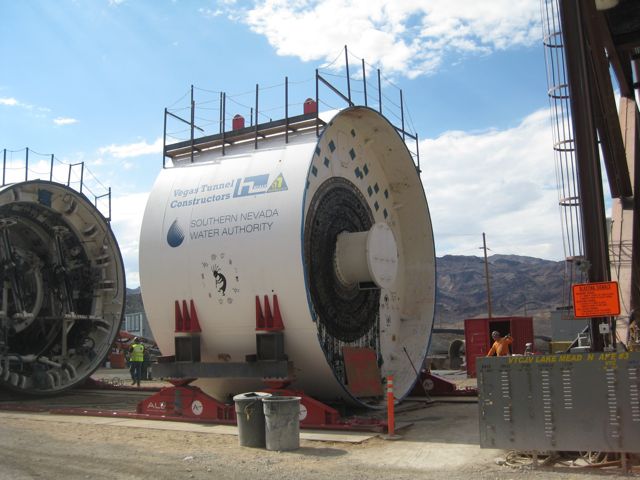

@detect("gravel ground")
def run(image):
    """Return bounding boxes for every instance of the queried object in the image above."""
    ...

[0,401,637,479]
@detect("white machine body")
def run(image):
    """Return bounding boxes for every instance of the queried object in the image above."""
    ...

[140,107,435,405]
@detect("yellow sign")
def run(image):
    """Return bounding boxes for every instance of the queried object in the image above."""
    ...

[572,281,620,318]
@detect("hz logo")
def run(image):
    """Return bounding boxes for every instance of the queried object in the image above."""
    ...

[233,173,288,198]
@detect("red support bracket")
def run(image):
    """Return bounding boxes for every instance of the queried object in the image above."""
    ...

[182,300,191,331]
[188,299,202,332]
[263,295,273,327]
[174,300,183,332]
[175,299,202,333]
[271,294,284,331]
[255,294,285,332]
[410,370,477,397]
[137,384,235,423]
[263,387,341,427]
[261,384,385,431]
[255,295,265,329]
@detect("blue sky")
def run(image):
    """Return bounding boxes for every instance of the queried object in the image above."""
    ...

[1,0,564,287]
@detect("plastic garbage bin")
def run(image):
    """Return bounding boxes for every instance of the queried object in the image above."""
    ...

[233,392,272,448]
[262,396,301,451]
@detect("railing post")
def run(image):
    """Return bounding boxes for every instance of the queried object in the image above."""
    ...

[285,76,289,144]
[49,154,54,181]
[315,69,320,137]
[222,92,226,156]
[163,108,167,169]
[2,149,6,186]
[190,85,195,164]
[254,84,259,149]
[219,92,223,133]
[25,147,29,182]
[345,45,351,105]
[416,133,421,174]
[362,58,367,107]
[377,69,382,114]
[79,162,85,194]
[67,163,72,187]
[108,187,111,222]
[400,89,405,141]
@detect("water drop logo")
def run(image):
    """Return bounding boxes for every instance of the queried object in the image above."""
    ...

[167,219,185,248]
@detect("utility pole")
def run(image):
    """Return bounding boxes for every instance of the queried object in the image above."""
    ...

[481,233,493,318]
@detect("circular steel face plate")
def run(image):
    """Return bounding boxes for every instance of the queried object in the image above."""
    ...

[304,177,379,343]
[0,182,124,395]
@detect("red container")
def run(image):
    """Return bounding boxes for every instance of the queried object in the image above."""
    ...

[303,98,317,115]
[232,114,245,130]
[464,316,534,377]
[108,352,126,369]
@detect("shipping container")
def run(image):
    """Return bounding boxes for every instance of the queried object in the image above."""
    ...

[464,316,534,377]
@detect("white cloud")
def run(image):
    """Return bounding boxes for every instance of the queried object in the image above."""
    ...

[222,0,541,78]
[110,191,150,288]
[199,7,223,17]
[0,97,19,106]
[420,108,565,260]
[0,96,51,116]
[99,137,163,159]
[53,117,78,126]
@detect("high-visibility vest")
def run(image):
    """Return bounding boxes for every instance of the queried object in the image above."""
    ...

[130,343,144,362]
[487,337,513,356]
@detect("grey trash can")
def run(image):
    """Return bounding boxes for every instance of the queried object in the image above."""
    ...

[233,392,272,448]
[262,396,301,451]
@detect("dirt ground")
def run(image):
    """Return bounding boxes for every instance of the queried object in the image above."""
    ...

[0,393,637,479]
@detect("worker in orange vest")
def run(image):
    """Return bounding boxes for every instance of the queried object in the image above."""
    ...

[486,331,512,356]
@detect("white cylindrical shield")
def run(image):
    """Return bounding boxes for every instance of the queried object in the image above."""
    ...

[140,107,435,406]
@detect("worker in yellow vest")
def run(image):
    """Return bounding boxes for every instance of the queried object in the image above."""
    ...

[129,337,145,387]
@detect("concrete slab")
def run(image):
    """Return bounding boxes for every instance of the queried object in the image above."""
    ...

[0,411,375,443]
[297,430,375,443]
[0,412,122,425]
[345,402,504,471]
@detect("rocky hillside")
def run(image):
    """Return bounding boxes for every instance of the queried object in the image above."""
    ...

[435,254,567,332]
[126,254,567,335]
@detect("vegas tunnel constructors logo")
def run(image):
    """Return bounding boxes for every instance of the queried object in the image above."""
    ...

[166,172,287,248]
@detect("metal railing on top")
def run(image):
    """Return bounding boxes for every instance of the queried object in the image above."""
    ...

[162,46,421,173]
[1,147,112,221]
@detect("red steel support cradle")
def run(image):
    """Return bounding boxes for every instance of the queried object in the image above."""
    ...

[135,379,386,431]
[134,294,386,431]
[137,382,235,423]
[410,370,477,397]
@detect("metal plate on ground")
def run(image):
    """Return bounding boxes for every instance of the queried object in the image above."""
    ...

[477,352,640,452]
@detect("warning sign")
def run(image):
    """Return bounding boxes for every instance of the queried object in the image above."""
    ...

[572,281,620,318]
[267,173,288,193]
